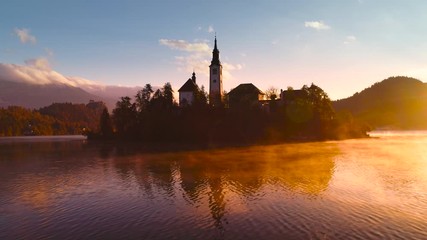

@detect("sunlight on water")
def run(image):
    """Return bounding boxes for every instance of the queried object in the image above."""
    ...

[0,133,426,239]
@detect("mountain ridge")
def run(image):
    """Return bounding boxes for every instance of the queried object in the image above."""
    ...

[333,76,427,129]
[0,79,104,109]
[0,79,144,110]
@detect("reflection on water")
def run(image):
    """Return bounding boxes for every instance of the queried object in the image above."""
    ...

[109,143,337,232]
[0,133,426,239]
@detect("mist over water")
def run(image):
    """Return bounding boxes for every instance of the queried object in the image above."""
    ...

[0,132,426,239]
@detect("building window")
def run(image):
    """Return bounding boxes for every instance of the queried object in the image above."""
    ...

[213,79,217,83]
[212,68,217,74]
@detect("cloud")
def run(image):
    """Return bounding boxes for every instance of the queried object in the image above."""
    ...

[0,61,102,89]
[160,38,211,74]
[196,25,215,33]
[344,35,357,44]
[159,39,210,53]
[0,60,151,109]
[24,57,51,71]
[161,38,243,83]
[160,38,211,75]
[223,62,243,71]
[304,21,331,30]
[14,28,37,44]
[173,55,243,81]
[175,55,210,74]
[222,63,243,82]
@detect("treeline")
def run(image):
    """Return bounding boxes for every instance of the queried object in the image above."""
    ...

[91,82,368,144]
[0,101,106,136]
[333,76,427,129]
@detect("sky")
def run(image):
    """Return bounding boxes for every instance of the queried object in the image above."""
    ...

[1,0,427,100]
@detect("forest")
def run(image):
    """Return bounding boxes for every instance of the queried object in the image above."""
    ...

[333,76,427,129]
[90,82,369,144]
[0,82,371,142]
[0,101,105,136]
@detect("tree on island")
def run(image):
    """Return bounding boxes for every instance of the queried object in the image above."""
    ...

[90,81,367,143]
[135,83,154,113]
[99,108,113,138]
[265,87,279,100]
[112,96,137,138]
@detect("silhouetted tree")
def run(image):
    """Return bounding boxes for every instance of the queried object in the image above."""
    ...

[100,80,367,143]
[265,87,279,100]
[149,89,165,111]
[99,108,113,138]
[222,90,229,108]
[305,84,335,137]
[163,82,174,108]
[112,96,137,137]
[148,83,176,112]
[193,85,209,108]
[135,84,153,113]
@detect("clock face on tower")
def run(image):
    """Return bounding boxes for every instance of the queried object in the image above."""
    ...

[212,68,217,74]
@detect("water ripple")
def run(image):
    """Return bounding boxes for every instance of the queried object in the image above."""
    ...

[1,135,427,239]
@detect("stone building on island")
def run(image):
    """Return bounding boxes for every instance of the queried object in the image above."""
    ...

[178,37,270,109]
[228,83,265,108]
[178,71,199,107]
[209,37,223,107]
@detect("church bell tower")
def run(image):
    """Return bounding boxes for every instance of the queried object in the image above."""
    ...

[209,36,223,107]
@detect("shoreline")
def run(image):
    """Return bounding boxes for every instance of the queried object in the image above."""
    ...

[0,135,86,143]
[84,134,371,154]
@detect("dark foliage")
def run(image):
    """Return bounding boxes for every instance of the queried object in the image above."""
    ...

[95,82,366,144]
[0,101,106,136]
[99,108,113,138]
[333,76,427,129]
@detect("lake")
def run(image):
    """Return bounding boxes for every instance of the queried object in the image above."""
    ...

[0,132,426,239]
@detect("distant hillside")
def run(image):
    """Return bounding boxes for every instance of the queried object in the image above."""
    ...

[39,101,106,132]
[333,76,427,129]
[0,80,104,109]
[0,79,146,110]
[0,101,106,136]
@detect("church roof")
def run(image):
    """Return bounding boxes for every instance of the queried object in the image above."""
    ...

[228,83,265,96]
[178,78,199,92]
[280,89,306,99]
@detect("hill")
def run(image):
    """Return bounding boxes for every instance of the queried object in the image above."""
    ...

[0,79,145,110]
[333,76,427,129]
[0,80,104,109]
[0,101,106,136]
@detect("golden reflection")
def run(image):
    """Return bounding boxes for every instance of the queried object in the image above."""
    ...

[20,184,51,209]
[2,135,427,239]
[335,136,427,206]
[109,142,338,227]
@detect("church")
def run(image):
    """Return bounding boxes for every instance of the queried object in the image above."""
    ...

[178,37,266,108]
[178,71,198,106]
[178,37,224,107]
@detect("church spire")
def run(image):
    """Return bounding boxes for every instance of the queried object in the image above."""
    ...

[209,35,223,107]
[192,71,196,83]
[211,35,220,65]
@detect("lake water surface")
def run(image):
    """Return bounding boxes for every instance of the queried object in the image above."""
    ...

[0,132,426,239]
